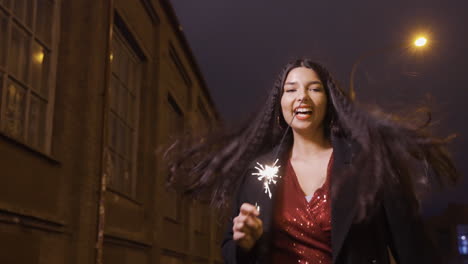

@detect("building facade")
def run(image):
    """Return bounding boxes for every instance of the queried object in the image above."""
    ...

[427,204,468,264]
[0,0,223,263]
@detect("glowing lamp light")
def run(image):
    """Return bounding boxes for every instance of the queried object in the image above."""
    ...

[414,37,427,47]
[459,234,468,255]
[33,51,44,64]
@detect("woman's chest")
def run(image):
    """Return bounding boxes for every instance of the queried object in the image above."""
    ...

[291,157,330,196]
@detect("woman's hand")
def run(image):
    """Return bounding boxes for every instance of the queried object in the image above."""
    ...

[232,203,263,251]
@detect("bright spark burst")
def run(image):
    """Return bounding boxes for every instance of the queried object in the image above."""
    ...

[252,159,281,199]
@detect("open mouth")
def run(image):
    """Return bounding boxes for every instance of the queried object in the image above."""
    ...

[294,107,313,115]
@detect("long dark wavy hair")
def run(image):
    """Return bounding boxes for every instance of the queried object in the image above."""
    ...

[166,58,459,221]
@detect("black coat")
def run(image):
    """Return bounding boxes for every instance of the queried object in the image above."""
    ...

[221,135,441,264]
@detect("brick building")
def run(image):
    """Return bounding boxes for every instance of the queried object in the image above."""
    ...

[0,0,223,263]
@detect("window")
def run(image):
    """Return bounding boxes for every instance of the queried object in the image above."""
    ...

[106,25,142,199]
[193,201,209,234]
[197,98,211,134]
[169,44,191,87]
[160,254,184,264]
[0,0,57,152]
[167,95,184,138]
[164,95,184,222]
[459,225,468,255]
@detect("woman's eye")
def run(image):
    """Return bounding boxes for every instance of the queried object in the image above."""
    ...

[310,87,322,92]
[285,89,296,93]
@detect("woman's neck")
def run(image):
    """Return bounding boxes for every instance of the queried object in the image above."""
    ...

[291,128,331,160]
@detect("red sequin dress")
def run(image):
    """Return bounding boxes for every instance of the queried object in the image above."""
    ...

[272,154,333,264]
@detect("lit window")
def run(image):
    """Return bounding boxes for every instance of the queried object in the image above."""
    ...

[0,0,57,152]
[458,225,468,255]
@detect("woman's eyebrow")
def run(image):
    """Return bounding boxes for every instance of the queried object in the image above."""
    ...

[308,81,323,85]
[284,81,322,86]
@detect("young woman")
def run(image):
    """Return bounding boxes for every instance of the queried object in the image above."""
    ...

[167,59,459,264]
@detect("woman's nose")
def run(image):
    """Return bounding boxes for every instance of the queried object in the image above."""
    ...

[297,89,309,102]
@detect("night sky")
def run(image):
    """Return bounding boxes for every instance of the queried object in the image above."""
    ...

[170,0,468,213]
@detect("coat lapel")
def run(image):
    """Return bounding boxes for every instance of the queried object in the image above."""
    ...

[249,136,358,263]
[331,135,358,263]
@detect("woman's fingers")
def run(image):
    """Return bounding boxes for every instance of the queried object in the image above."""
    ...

[245,216,263,239]
[234,210,261,231]
[232,203,263,251]
[245,214,261,228]
[233,206,263,237]
[233,217,245,232]
[232,230,246,241]
[239,203,260,217]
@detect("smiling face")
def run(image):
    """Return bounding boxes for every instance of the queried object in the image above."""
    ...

[280,67,328,135]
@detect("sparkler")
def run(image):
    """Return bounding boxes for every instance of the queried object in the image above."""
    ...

[252,159,281,199]
[255,202,260,213]
[251,100,303,200]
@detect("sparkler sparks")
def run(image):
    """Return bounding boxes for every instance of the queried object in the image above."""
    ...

[252,159,281,199]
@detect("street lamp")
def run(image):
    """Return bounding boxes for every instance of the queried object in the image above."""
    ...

[414,37,427,47]
[349,36,428,100]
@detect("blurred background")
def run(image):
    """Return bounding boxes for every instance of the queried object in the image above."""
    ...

[0,0,466,263]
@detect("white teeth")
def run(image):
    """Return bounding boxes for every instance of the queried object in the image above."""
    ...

[294,107,313,114]
[296,108,312,112]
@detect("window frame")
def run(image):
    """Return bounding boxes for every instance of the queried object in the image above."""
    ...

[0,0,60,154]
[163,93,185,223]
[105,14,144,202]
